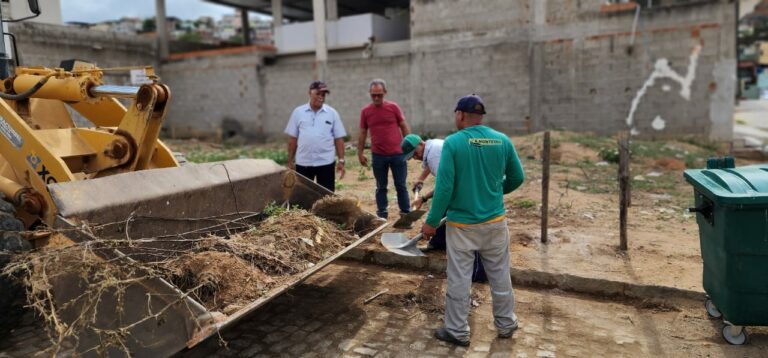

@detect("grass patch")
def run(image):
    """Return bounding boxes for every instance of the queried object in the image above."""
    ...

[186,146,288,165]
[357,168,371,182]
[565,179,614,194]
[569,134,614,151]
[512,198,537,209]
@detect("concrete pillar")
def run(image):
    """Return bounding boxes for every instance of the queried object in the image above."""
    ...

[312,0,327,80]
[155,0,169,60]
[241,8,251,45]
[272,0,283,25]
[326,0,338,21]
[528,0,545,131]
[272,0,283,47]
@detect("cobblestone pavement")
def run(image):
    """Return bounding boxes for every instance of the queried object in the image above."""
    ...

[2,261,767,357]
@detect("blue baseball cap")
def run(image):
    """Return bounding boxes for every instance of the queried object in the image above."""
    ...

[454,94,486,115]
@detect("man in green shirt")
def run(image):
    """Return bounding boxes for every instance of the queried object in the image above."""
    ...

[421,94,525,346]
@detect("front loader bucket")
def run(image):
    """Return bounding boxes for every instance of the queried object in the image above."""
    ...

[44,159,387,357]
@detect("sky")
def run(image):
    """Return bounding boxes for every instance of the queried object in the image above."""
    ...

[60,0,242,23]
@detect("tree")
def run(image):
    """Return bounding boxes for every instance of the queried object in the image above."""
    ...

[178,32,203,43]
[142,18,156,33]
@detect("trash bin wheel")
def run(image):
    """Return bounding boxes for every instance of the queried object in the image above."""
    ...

[705,299,722,319]
[722,324,748,345]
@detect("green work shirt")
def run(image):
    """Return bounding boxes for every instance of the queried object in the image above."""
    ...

[425,125,525,227]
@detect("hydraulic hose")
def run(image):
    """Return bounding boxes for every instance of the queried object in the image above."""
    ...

[0,73,55,101]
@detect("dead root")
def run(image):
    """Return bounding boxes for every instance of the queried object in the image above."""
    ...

[1,207,360,355]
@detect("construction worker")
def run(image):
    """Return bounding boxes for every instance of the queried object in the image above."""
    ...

[285,80,347,192]
[401,134,487,282]
[420,94,525,346]
[357,78,411,219]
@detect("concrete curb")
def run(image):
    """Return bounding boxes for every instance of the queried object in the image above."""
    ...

[342,247,704,302]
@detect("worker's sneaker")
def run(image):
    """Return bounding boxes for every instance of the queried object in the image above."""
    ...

[434,327,470,347]
[497,320,519,338]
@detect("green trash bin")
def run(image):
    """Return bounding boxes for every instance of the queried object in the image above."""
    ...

[684,160,768,345]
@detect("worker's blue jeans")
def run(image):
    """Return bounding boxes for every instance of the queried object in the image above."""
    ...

[371,153,410,219]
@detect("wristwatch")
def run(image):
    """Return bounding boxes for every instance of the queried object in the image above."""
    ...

[338,159,345,164]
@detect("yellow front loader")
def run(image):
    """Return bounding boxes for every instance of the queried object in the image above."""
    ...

[0,2,387,356]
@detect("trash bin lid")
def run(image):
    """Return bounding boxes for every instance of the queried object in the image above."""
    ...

[684,164,768,205]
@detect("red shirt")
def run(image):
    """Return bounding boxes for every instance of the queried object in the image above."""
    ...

[360,100,406,155]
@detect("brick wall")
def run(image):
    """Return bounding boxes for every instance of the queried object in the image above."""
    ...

[160,51,265,140]
[159,0,735,141]
[10,22,156,85]
[534,0,736,139]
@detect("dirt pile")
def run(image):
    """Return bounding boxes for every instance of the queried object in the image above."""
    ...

[166,251,273,313]
[2,205,367,353]
[170,208,358,309]
[311,195,382,234]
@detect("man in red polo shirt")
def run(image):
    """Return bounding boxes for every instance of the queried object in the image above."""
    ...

[357,79,411,219]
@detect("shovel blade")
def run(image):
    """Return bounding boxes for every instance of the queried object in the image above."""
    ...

[381,232,425,256]
[381,232,410,249]
[389,246,425,257]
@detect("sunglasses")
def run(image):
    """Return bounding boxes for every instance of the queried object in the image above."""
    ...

[370,93,384,98]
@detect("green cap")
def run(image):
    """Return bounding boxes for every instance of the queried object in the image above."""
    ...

[401,134,422,160]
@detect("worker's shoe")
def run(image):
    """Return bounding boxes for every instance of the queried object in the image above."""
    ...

[497,320,519,338]
[434,327,470,347]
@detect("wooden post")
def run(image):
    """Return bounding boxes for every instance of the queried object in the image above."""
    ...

[618,132,630,251]
[541,131,550,244]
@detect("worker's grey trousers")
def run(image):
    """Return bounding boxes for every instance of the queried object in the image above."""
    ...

[444,219,517,341]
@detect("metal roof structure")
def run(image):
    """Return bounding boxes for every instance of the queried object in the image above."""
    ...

[205,0,409,21]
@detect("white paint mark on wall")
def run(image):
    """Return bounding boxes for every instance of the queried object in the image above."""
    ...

[661,84,671,92]
[625,45,702,135]
[651,115,666,130]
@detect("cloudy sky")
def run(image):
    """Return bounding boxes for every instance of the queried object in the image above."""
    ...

[61,0,243,23]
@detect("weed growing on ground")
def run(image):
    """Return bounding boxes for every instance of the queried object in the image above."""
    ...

[357,168,371,181]
[512,198,538,209]
[186,146,288,165]
[263,201,290,216]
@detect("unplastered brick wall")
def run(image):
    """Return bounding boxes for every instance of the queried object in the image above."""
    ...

[160,51,264,140]
[261,54,412,139]
[157,0,734,141]
[534,0,735,139]
[409,0,530,38]
[10,22,155,85]
[411,42,532,135]
[260,60,315,135]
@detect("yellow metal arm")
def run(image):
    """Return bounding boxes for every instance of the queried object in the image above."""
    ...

[0,64,178,224]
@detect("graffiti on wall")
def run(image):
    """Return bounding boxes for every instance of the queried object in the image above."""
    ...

[625,45,702,135]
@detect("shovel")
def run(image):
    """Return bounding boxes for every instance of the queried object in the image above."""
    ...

[392,190,426,229]
[381,218,447,256]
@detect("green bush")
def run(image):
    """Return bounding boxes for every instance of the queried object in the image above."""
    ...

[598,147,620,163]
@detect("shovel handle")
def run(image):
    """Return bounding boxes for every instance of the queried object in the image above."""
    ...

[406,217,447,245]
[410,190,421,211]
